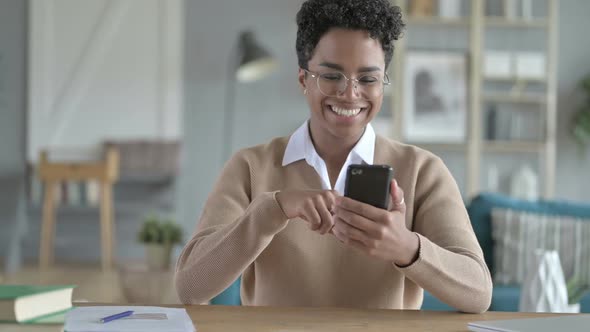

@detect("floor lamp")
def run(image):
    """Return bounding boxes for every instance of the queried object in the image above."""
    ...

[222,31,277,162]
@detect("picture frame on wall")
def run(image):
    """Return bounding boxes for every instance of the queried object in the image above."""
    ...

[403,51,468,143]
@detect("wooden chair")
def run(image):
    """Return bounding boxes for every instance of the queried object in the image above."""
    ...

[37,148,119,271]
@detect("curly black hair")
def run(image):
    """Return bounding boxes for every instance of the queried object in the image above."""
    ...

[296,0,405,70]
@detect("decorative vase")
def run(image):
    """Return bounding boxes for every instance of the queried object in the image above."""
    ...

[145,243,173,270]
[504,0,517,19]
[521,0,533,20]
[510,164,538,201]
[519,249,570,312]
[438,0,461,18]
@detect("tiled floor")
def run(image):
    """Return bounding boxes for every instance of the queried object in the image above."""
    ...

[1,263,180,304]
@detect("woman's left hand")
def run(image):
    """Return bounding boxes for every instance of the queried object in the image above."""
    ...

[331,179,420,266]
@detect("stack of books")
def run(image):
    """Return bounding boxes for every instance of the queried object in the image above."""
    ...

[0,285,75,324]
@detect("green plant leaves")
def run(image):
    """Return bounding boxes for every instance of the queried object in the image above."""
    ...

[573,106,590,145]
[138,215,183,245]
[572,74,590,150]
[567,276,590,305]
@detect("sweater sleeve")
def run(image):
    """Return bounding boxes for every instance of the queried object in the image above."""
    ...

[397,156,493,313]
[174,151,289,304]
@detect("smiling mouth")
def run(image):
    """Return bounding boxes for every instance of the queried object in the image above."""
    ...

[328,105,366,117]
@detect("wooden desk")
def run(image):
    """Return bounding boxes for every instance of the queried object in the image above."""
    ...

[2,305,565,332]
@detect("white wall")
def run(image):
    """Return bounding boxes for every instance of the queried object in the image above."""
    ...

[27,0,183,162]
[0,0,27,173]
[179,0,309,231]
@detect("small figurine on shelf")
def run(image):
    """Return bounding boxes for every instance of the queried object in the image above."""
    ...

[409,0,435,17]
[438,0,461,19]
[487,164,500,192]
[510,164,538,201]
[521,0,533,20]
[504,0,517,19]
[486,104,498,140]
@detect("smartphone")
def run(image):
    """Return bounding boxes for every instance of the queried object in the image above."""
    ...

[344,164,394,209]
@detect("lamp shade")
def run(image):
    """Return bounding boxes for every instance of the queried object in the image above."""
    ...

[235,31,277,82]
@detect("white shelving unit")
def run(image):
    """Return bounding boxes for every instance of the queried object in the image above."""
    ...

[385,0,558,199]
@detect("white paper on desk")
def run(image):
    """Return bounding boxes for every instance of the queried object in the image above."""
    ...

[64,306,195,332]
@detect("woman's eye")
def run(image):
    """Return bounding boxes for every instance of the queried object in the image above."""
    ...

[359,76,378,84]
[321,73,343,81]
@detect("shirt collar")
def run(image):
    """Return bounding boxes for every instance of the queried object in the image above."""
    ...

[282,120,375,166]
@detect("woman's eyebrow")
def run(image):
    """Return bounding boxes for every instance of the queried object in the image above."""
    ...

[319,62,344,70]
[358,66,381,73]
[318,62,382,73]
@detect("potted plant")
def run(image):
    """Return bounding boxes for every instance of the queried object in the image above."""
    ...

[566,276,590,313]
[572,74,590,151]
[137,215,183,270]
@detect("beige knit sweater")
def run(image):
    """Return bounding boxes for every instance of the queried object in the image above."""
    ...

[175,135,492,313]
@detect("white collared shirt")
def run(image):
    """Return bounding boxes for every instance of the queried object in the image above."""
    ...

[282,120,376,195]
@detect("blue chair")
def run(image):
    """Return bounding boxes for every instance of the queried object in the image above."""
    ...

[210,278,241,305]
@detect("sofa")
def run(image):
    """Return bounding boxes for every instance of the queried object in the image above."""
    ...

[421,192,590,312]
[211,192,590,311]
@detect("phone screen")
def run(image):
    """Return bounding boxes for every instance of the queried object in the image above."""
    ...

[344,164,393,209]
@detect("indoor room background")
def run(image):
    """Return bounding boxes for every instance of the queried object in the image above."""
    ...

[0,0,589,310]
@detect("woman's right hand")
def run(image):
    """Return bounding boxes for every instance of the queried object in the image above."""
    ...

[276,190,339,235]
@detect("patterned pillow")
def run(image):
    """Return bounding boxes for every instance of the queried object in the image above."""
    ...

[491,208,590,285]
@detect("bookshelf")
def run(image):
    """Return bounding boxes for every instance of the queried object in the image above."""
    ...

[407,17,471,26]
[384,0,558,199]
[484,17,548,28]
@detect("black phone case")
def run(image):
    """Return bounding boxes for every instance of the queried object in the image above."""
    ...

[344,164,394,209]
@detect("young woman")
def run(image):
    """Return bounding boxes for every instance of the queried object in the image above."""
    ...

[175,0,492,313]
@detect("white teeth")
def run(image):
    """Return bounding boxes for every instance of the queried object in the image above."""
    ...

[330,106,361,117]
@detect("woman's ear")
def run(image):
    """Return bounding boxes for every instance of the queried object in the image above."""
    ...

[298,68,307,91]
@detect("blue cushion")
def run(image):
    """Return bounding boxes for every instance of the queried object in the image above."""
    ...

[210,278,241,305]
[467,193,590,273]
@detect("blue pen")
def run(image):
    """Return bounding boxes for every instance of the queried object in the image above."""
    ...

[100,310,134,323]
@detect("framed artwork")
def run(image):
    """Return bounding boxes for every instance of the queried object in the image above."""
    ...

[403,52,468,143]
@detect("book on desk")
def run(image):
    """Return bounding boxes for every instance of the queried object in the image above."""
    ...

[0,284,74,323]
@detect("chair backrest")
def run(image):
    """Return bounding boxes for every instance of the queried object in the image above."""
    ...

[210,277,241,305]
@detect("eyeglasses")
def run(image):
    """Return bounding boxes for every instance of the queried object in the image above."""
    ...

[303,68,390,99]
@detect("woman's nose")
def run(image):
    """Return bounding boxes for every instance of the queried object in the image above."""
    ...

[339,79,361,100]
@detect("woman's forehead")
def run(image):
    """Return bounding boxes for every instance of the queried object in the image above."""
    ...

[309,28,385,71]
